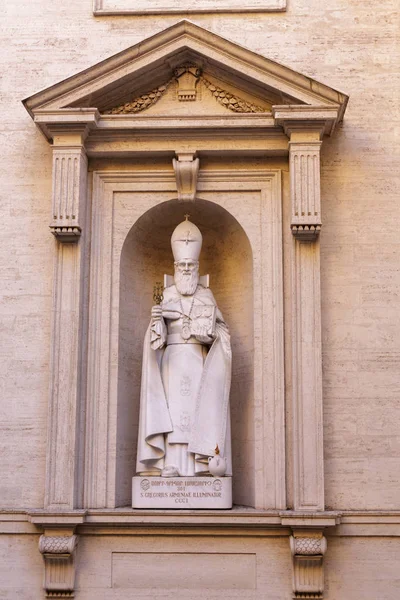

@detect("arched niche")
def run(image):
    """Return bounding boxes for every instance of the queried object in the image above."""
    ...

[117,198,254,507]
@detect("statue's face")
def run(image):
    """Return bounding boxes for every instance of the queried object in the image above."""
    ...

[174,259,199,296]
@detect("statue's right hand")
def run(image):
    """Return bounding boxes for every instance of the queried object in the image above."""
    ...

[151,305,163,320]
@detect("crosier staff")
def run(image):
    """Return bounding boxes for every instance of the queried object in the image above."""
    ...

[153,281,164,306]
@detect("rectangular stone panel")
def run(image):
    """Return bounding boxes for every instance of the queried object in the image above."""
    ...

[132,476,232,509]
[94,0,286,15]
[112,552,256,589]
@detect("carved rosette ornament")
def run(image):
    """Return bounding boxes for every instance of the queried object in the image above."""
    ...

[39,535,78,598]
[290,533,327,599]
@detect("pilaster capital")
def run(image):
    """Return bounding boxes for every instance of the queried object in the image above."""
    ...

[287,124,323,241]
[33,108,99,144]
[49,145,88,242]
[273,105,339,137]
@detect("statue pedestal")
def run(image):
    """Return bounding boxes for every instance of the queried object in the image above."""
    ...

[132,476,232,509]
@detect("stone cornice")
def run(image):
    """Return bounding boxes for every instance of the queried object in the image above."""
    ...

[30,511,87,527]
[273,105,341,136]
[26,508,341,530]
[32,109,288,148]
[2,510,400,536]
[30,108,341,149]
[33,108,99,142]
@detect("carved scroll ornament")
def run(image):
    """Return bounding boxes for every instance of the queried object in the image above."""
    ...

[290,534,327,599]
[39,534,78,598]
[172,153,199,201]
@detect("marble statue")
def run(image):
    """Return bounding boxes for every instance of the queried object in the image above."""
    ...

[136,216,232,478]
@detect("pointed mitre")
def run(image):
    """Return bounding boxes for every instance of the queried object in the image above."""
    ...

[171,216,202,261]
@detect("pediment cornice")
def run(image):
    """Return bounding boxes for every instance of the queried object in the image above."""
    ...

[23,21,348,143]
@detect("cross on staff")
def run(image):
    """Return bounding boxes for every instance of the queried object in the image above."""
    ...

[153,282,163,305]
[183,214,191,245]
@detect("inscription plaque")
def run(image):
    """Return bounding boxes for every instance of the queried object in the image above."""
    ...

[132,476,232,509]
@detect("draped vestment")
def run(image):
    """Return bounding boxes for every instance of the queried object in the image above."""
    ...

[136,284,232,476]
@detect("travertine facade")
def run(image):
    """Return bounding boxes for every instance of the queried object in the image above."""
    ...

[1,1,399,599]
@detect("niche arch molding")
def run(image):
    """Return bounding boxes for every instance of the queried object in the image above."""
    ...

[119,197,254,506]
[85,168,284,510]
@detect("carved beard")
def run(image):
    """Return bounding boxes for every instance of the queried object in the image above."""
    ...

[174,269,199,296]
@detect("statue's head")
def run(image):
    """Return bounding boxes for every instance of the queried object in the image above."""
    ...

[171,216,202,296]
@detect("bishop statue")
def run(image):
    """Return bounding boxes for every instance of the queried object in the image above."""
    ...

[136,216,232,477]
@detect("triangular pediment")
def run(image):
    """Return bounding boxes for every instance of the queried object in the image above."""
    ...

[24,21,347,115]
[24,20,348,140]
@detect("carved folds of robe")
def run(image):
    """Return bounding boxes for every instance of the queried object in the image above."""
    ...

[136,283,232,476]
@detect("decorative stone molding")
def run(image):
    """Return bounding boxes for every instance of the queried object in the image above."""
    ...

[291,536,327,556]
[290,532,327,599]
[103,70,268,116]
[39,534,78,598]
[175,66,201,101]
[172,153,199,201]
[273,106,340,137]
[102,66,201,115]
[86,169,285,510]
[201,76,268,113]
[50,146,88,242]
[291,224,321,240]
[289,139,322,240]
[104,82,172,114]
[39,535,77,554]
[272,116,328,241]
[93,0,287,16]
[50,226,82,242]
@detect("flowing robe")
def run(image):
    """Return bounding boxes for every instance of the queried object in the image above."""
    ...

[136,284,232,476]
